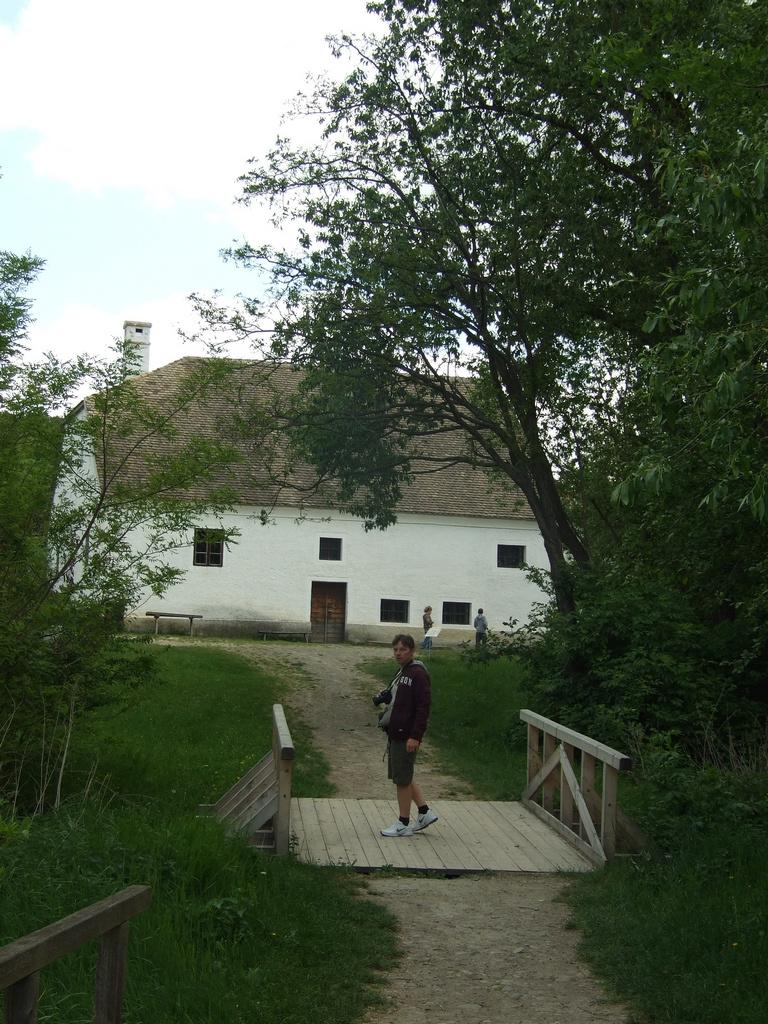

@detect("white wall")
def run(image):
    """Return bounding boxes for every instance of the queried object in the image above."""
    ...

[127,505,548,642]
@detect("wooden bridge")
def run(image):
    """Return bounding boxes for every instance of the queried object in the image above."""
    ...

[204,705,638,874]
[0,705,635,1019]
[291,796,592,873]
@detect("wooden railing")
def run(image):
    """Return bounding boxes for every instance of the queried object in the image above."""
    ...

[0,884,151,1024]
[520,710,637,865]
[201,704,295,854]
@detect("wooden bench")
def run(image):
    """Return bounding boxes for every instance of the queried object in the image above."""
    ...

[145,611,202,636]
[259,618,313,643]
[260,629,310,642]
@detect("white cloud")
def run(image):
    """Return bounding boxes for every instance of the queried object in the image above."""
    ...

[4,0,382,384]
[26,292,256,371]
[0,0,379,210]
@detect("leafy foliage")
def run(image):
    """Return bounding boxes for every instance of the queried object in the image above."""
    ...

[0,246,242,811]
[610,0,768,518]
[194,0,768,629]
[198,0,718,608]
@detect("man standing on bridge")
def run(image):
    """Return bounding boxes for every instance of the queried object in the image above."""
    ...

[378,634,438,838]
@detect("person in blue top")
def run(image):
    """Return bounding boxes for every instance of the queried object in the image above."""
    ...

[376,634,438,837]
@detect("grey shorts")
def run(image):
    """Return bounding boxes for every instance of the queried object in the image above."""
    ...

[387,739,417,785]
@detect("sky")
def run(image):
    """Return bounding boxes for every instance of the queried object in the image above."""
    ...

[0,0,381,370]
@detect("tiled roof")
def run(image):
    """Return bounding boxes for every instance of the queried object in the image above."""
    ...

[91,357,532,521]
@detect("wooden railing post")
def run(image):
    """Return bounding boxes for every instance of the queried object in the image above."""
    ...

[272,704,295,855]
[526,721,541,791]
[601,764,619,862]
[4,970,39,1024]
[581,752,596,841]
[93,922,130,1024]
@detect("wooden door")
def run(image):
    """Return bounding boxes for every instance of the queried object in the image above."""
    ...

[310,582,347,643]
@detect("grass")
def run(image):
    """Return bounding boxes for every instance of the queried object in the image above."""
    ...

[563,830,768,1024]
[1,805,397,1024]
[1,643,395,1024]
[559,739,768,1023]
[66,642,334,805]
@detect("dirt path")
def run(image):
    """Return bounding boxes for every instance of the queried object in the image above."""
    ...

[250,640,473,802]
[164,638,627,1024]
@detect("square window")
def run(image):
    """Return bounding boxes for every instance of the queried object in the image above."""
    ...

[497,544,525,568]
[380,599,409,623]
[193,528,224,567]
[319,537,342,560]
[441,601,470,625]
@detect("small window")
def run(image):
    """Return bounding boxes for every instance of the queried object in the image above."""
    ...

[380,599,409,623]
[442,601,470,625]
[497,544,526,568]
[319,537,342,561]
[193,528,224,567]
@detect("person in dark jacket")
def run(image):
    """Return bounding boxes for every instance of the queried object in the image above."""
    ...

[378,633,438,837]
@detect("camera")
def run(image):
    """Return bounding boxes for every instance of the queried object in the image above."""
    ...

[372,688,392,707]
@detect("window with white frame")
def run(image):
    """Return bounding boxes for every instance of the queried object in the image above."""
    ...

[319,537,342,560]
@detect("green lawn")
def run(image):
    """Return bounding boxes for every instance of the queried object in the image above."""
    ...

[1,642,395,1024]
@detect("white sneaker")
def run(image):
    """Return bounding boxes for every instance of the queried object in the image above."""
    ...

[380,820,413,837]
[413,808,438,832]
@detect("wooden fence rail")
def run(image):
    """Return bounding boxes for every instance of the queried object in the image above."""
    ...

[520,710,635,865]
[200,704,295,854]
[0,884,152,1024]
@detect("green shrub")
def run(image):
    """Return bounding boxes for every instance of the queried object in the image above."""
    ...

[622,732,768,850]
[472,564,767,755]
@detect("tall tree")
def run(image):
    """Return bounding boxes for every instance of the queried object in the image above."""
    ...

[192,0,767,617]
[202,0,705,611]
[612,0,768,519]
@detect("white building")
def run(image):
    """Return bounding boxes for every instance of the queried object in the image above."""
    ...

[129,498,546,644]
[87,326,548,643]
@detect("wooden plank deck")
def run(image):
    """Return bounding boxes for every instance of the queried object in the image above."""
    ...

[291,798,594,873]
